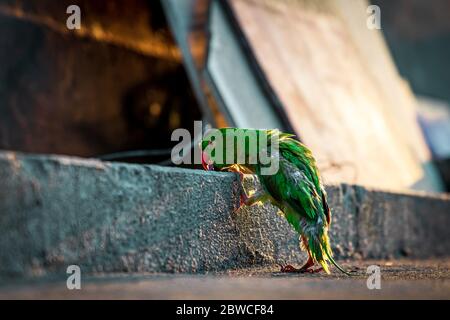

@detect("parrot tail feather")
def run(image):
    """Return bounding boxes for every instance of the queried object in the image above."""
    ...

[309,230,352,276]
[323,249,352,276]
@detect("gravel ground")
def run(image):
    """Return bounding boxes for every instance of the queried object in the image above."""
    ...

[1,259,449,299]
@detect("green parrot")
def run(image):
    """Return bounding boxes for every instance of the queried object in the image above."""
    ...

[201,127,350,275]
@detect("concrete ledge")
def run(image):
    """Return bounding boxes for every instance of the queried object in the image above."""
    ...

[0,151,449,281]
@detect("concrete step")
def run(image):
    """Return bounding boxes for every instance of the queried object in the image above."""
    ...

[0,151,449,282]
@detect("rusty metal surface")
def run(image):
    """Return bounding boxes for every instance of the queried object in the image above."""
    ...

[0,0,181,60]
[0,1,200,158]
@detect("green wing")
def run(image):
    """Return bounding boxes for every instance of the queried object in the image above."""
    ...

[259,136,330,225]
[281,137,331,225]
[259,158,319,221]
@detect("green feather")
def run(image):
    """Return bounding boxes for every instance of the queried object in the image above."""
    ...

[201,128,350,275]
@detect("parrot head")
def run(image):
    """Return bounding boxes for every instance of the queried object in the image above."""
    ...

[201,145,215,171]
[200,128,228,172]
[200,127,272,173]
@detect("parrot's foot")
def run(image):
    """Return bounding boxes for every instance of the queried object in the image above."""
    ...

[279,256,317,274]
[232,170,249,212]
[279,265,324,274]
[279,264,300,273]
[279,264,315,273]
[236,189,269,211]
[239,190,248,208]
[230,168,268,211]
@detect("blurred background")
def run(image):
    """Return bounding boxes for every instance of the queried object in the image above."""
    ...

[0,0,449,192]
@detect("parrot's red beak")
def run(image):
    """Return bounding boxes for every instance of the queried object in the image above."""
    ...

[201,151,214,171]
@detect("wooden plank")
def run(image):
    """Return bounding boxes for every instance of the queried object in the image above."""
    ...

[230,0,440,191]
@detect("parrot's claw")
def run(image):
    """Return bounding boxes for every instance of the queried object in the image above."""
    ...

[278,264,323,274]
[232,171,248,212]
[240,190,248,206]
[279,264,308,273]
[233,189,247,212]
[279,264,299,273]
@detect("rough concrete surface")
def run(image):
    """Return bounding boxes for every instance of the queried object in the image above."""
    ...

[0,151,449,282]
[1,260,449,299]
